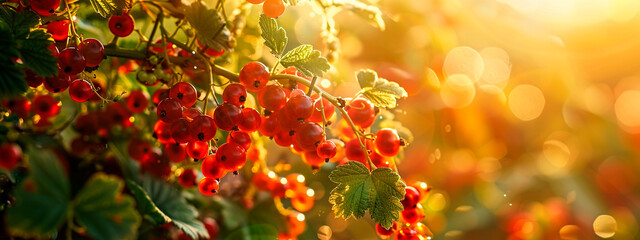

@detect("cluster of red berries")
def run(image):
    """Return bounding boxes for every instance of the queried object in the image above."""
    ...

[375,181,432,240]
[252,172,315,212]
[247,0,285,18]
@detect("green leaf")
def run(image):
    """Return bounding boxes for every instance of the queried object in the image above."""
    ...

[258,13,288,56]
[185,2,231,52]
[125,179,170,221]
[328,161,406,229]
[356,69,377,89]
[141,174,209,239]
[88,0,132,18]
[280,44,330,77]
[212,198,247,229]
[224,224,279,240]
[361,88,398,109]
[355,69,408,109]
[0,8,40,39]
[6,148,70,238]
[125,180,171,225]
[74,174,141,240]
[373,78,408,98]
[18,29,57,77]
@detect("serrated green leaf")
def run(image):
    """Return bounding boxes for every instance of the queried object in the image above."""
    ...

[141,174,209,239]
[280,44,330,77]
[259,14,287,57]
[125,180,171,225]
[185,2,231,52]
[361,88,398,108]
[373,78,408,98]
[74,174,141,240]
[0,8,40,39]
[88,0,132,18]
[370,167,405,228]
[356,69,377,89]
[6,148,70,238]
[18,29,57,77]
[225,224,279,240]
[328,161,405,229]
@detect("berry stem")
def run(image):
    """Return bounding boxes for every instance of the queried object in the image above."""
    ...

[306,76,318,97]
[144,13,162,56]
[63,0,80,46]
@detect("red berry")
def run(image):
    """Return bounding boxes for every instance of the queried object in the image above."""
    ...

[201,155,227,179]
[0,144,22,169]
[263,0,285,18]
[222,83,247,106]
[269,177,287,197]
[43,69,72,93]
[68,79,93,102]
[285,211,306,237]
[2,97,31,119]
[412,181,431,201]
[274,128,295,147]
[32,95,60,118]
[75,113,100,135]
[150,39,175,55]
[182,108,202,121]
[375,128,401,157]
[78,38,104,67]
[169,82,197,108]
[203,218,220,240]
[108,13,135,37]
[46,20,69,40]
[308,95,335,123]
[198,177,219,196]
[178,168,197,188]
[302,150,324,168]
[187,140,209,160]
[152,88,169,105]
[31,0,60,16]
[345,98,376,128]
[239,62,269,92]
[227,131,251,150]
[316,140,337,161]
[247,0,265,4]
[275,108,300,131]
[239,108,261,132]
[396,227,419,240]
[48,44,60,58]
[295,122,324,152]
[125,90,149,113]
[141,152,172,178]
[154,120,174,144]
[164,143,187,163]
[105,102,132,127]
[59,47,86,75]
[401,186,421,210]
[345,138,367,163]
[259,115,278,137]
[24,69,44,88]
[258,85,286,111]
[285,95,314,121]
[213,103,243,131]
[375,222,397,236]
[216,142,247,171]
[157,98,183,123]
[252,171,271,190]
[171,118,192,143]
[400,203,424,224]
[189,115,216,142]
[128,139,152,161]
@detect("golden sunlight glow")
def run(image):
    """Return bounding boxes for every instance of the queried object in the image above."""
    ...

[443,47,484,81]
[508,84,545,121]
[614,90,640,130]
[441,74,476,108]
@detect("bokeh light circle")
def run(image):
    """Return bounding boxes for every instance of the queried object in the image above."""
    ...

[441,74,476,108]
[508,84,546,121]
